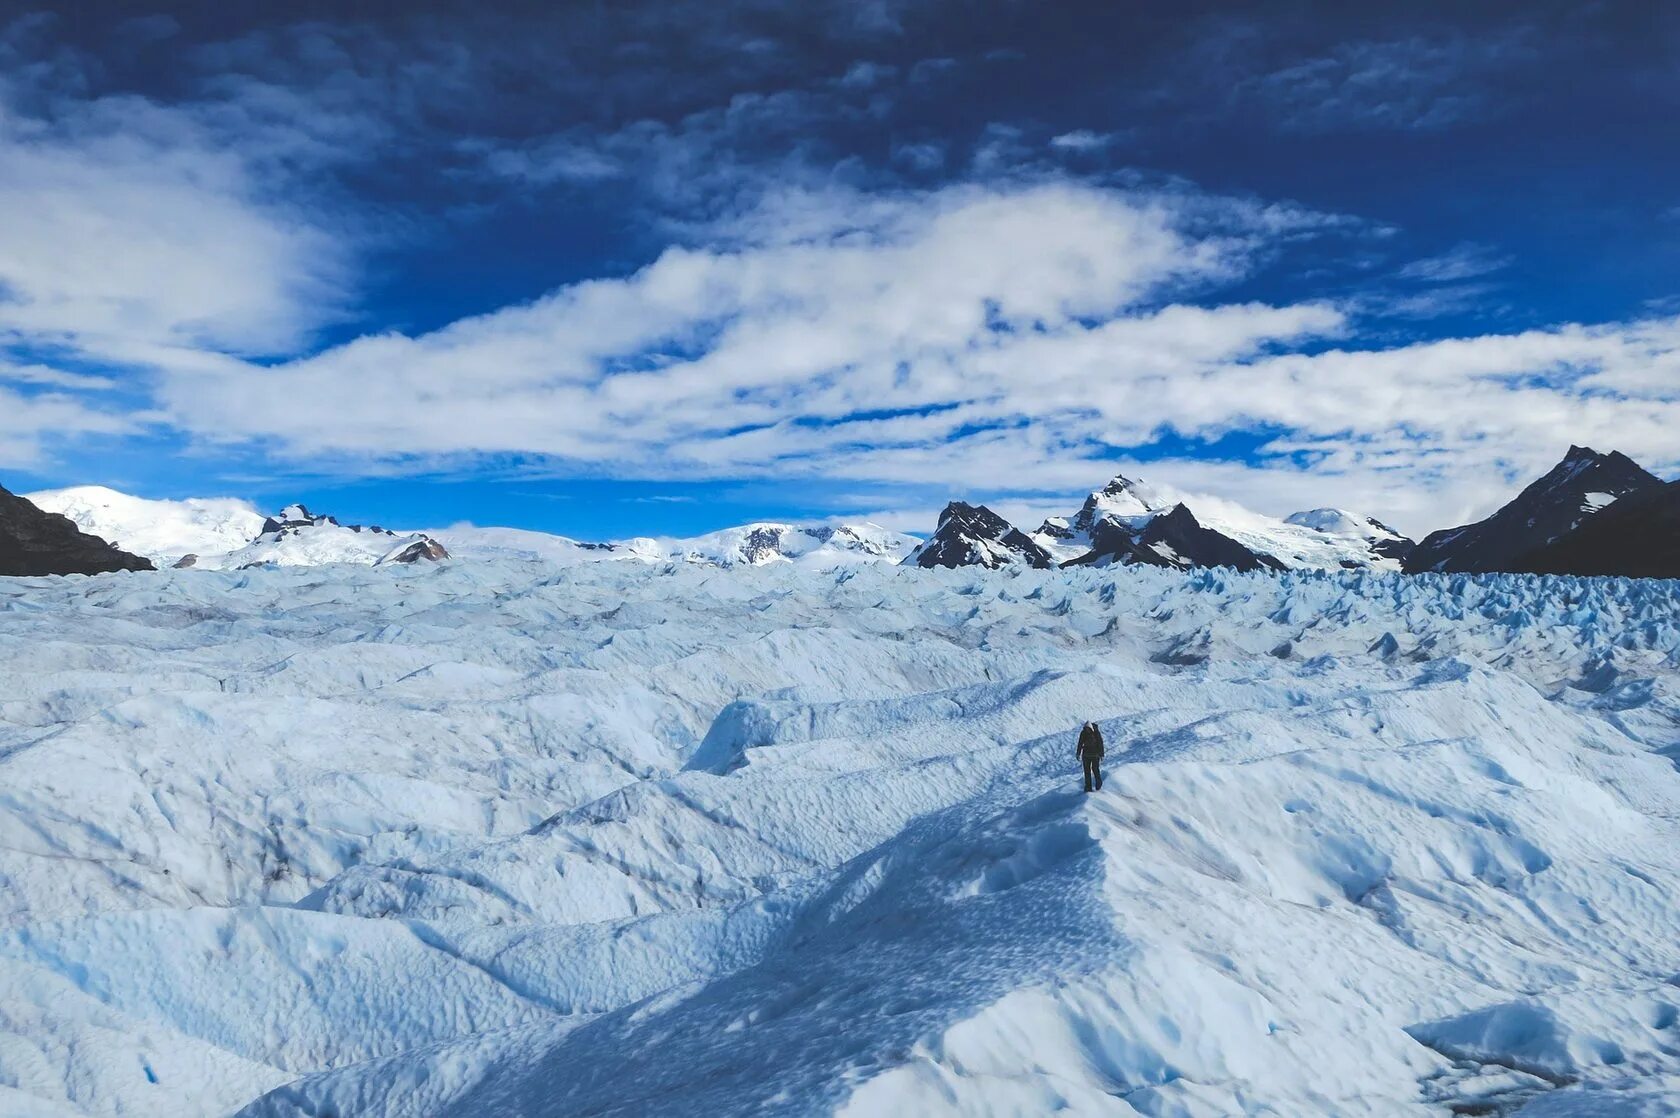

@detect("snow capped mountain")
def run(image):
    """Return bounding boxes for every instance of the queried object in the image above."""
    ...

[1033,474,1173,563]
[665,521,918,568]
[22,485,266,565]
[435,521,917,569]
[1406,446,1661,574]
[1019,473,1416,573]
[178,504,451,570]
[1,483,154,576]
[907,501,1053,569]
[7,483,913,575]
[426,524,631,563]
[1284,507,1416,568]
[7,561,1680,1114]
[1067,501,1287,572]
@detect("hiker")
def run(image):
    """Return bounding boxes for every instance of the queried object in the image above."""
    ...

[1077,720,1105,792]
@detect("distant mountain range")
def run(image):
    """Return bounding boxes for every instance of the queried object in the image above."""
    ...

[11,486,919,575]
[2,445,1675,579]
[911,473,1416,574]
[908,446,1675,579]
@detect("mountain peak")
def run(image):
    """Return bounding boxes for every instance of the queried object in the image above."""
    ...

[908,502,1051,570]
[1407,447,1662,573]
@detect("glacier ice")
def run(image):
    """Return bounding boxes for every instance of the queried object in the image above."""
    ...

[3,561,1680,1115]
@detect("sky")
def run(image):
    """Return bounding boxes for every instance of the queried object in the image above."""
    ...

[1,0,1677,540]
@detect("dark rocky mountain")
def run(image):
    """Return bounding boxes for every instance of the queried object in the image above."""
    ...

[1510,481,1680,578]
[1066,503,1287,573]
[1405,446,1660,574]
[0,484,154,577]
[906,502,1052,569]
[381,538,453,564]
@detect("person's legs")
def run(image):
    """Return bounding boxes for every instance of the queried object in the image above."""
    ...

[1095,760,1103,790]
[1082,757,1096,792]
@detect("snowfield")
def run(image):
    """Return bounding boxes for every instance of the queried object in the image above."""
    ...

[3,560,1680,1117]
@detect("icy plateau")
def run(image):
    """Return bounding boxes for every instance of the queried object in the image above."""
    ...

[3,560,1680,1117]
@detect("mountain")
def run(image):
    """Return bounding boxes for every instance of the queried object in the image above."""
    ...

[435,521,916,568]
[1033,475,1172,564]
[22,485,266,566]
[1284,508,1415,568]
[1067,502,1287,572]
[1405,446,1661,574]
[178,504,450,570]
[0,484,154,576]
[425,524,633,564]
[906,502,1053,569]
[1026,473,1413,573]
[664,522,919,568]
[1511,480,1680,578]
[11,483,912,573]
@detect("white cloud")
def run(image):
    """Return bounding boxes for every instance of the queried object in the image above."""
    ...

[117,175,1680,536]
[0,384,135,468]
[0,81,351,359]
[0,18,1670,539]
[1246,31,1537,133]
[1049,130,1127,153]
[1395,242,1510,283]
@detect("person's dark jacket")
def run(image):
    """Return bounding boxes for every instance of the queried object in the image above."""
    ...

[1076,722,1105,759]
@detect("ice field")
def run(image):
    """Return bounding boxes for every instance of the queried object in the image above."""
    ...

[3,560,1680,1116]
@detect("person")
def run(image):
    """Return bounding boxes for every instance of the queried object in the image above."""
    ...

[1076,721,1105,792]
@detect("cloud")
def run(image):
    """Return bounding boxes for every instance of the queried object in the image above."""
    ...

[3,8,1672,539]
[1246,32,1537,133]
[0,22,357,362]
[124,172,1680,536]
[1396,242,1510,282]
[0,384,136,468]
[154,181,1256,457]
[1049,130,1128,153]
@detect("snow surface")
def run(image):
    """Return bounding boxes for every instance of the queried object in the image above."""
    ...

[3,561,1680,1116]
[22,486,267,565]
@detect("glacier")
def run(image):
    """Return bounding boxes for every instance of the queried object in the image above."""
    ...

[3,560,1680,1116]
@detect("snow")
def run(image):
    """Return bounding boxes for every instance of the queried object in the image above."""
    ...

[1582,491,1619,513]
[22,486,267,565]
[660,521,918,568]
[437,521,916,569]
[3,561,1680,1116]
[182,519,441,570]
[1032,476,1410,571]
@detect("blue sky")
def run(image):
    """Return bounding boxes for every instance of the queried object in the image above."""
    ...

[1,1,1677,539]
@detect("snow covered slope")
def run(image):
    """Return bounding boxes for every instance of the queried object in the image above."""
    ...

[1284,506,1416,568]
[437,521,915,568]
[4,562,1680,1115]
[428,524,636,564]
[664,521,917,567]
[1027,474,1414,571]
[23,485,265,565]
[179,505,449,569]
